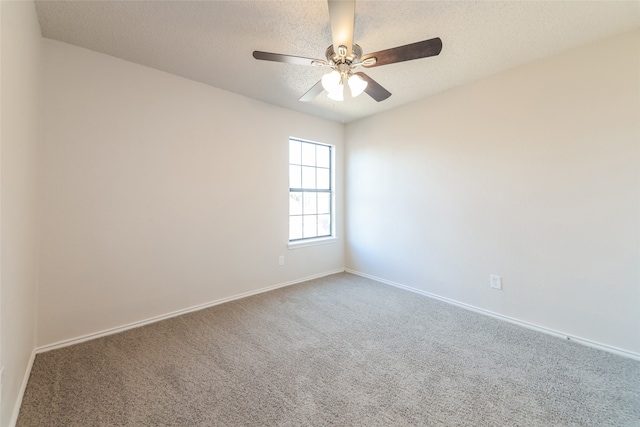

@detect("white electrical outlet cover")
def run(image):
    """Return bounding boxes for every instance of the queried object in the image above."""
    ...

[490,275,502,290]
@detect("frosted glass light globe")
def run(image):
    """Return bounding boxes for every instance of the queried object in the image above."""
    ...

[321,70,341,93]
[348,74,368,97]
[327,84,344,101]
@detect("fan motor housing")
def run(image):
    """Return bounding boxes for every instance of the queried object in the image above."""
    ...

[326,44,363,65]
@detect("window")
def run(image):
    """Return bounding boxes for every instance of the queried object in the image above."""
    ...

[289,138,333,242]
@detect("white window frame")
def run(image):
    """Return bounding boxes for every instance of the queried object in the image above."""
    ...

[288,137,337,249]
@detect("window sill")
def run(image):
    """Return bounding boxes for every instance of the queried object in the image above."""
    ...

[288,236,338,250]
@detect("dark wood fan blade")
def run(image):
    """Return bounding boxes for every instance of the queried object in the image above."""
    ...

[299,80,325,102]
[328,0,355,57]
[355,72,391,102]
[361,37,442,68]
[252,51,326,67]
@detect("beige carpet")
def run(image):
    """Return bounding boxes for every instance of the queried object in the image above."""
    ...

[18,273,640,426]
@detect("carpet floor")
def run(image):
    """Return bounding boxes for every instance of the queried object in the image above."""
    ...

[17,273,640,426]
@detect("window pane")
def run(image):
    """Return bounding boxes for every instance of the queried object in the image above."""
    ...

[289,139,333,242]
[317,168,330,190]
[301,166,316,188]
[290,216,303,240]
[303,215,317,238]
[289,165,301,188]
[289,139,301,165]
[290,192,302,215]
[303,192,317,214]
[318,214,331,236]
[301,142,316,166]
[317,145,330,168]
[317,193,330,214]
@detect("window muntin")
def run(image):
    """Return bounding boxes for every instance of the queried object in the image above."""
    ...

[289,139,333,241]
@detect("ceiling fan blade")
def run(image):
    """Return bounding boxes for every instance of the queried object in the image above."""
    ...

[361,37,443,68]
[355,72,391,102]
[299,80,325,102]
[328,0,355,57]
[253,51,326,67]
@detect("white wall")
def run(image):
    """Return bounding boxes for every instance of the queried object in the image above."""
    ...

[38,39,344,347]
[345,30,640,354]
[0,1,41,425]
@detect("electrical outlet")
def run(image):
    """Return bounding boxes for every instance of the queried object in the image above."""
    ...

[490,275,502,290]
[278,255,285,266]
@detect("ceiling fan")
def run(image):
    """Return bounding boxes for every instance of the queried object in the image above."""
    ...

[252,0,442,103]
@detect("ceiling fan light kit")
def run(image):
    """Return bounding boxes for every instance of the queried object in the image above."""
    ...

[253,0,442,103]
[321,47,369,100]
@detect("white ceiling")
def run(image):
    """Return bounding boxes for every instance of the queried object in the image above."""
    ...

[35,1,640,123]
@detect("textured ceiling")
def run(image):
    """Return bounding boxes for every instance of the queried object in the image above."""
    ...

[35,1,640,123]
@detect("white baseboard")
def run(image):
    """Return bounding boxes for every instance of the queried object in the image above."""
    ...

[9,349,36,427]
[36,269,345,354]
[346,269,640,361]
